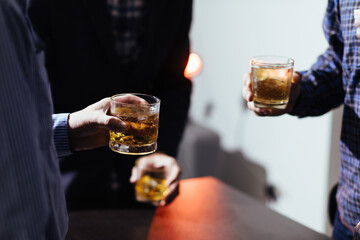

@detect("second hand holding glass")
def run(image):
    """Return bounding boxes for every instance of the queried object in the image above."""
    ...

[134,156,173,206]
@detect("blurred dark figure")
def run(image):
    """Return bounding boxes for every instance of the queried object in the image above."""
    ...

[29,0,192,210]
[0,0,139,237]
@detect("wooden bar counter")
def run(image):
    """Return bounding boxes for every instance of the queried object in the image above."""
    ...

[66,177,330,240]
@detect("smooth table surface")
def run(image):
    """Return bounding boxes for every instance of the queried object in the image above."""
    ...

[66,177,331,240]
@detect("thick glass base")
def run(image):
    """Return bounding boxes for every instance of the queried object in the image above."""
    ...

[135,195,162,206]
[109,142,157,155]
[254,101,287,109]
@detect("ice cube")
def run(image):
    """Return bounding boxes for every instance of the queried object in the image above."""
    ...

[271,69,291,81]
[255,69,268,81]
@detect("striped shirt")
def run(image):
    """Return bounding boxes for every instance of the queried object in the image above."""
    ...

[107,0,144,65]
[0,0,70,239]
[291,0,360,232]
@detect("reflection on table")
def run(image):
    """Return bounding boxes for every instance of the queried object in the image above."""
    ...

[66,177,331,240]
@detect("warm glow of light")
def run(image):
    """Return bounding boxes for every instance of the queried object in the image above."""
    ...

[184,52,203,79]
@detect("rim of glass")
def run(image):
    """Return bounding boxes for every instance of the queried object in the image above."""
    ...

[251,55,294,68]
[110,93,161,106]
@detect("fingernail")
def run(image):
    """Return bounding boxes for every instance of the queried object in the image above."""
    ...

[129,175,136,183]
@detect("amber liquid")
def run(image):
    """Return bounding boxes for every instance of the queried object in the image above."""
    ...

[135,174,169,203]
[109,106,159,155]
[251,67,293,109]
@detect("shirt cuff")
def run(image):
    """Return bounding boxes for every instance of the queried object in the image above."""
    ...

[52,113,72,157]
[288,70,313,117]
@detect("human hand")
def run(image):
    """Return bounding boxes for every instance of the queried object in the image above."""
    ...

[354,221,360,240]
[354,9,360,38]
[242,71,301,116]
[130,152,181,206]
[67,98,126,151]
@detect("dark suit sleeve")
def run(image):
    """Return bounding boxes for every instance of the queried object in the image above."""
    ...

[154,0,193,158]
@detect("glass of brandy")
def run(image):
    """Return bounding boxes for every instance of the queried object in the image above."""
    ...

[250,55,294,109]
[134,156,172,205]
[109,93,160,155]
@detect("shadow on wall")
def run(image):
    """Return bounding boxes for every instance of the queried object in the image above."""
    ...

[177,120,275,204]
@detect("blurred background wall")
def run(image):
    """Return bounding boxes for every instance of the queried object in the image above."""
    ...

[177,0,343,236]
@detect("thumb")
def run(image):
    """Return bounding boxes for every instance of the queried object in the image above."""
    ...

[102,115,126,132]
[129,166,139,183]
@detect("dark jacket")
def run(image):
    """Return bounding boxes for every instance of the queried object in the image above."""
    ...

[29,0,192,210]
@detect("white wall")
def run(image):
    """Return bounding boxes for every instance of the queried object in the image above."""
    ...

[189,0,334,234]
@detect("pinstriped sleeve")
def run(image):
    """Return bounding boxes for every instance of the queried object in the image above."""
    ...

[53,113,72,157]
[0,0,66,239]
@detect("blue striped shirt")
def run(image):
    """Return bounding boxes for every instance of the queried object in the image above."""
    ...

[0,0,70,238]
[291,0,360,231]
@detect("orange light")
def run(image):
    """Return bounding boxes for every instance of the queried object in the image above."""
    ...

[184,52,203,79]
